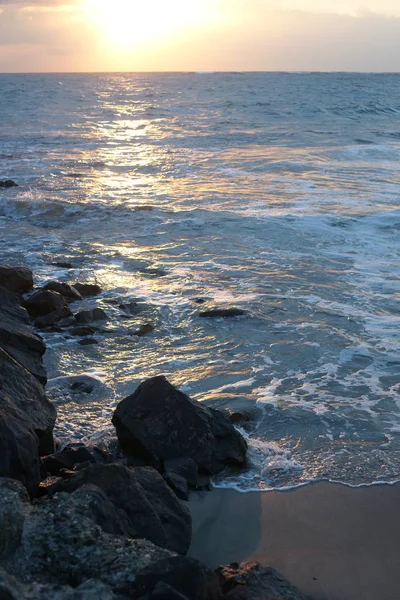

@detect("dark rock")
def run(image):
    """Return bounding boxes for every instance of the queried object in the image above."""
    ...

[51,261,74,269]
[58,316,77,328]
[43,281,82,301]
[73,283,102,297]
[71,380,94,393]
[75,308,108,323]
[79,338,99,346]
[112,376,247,475]
[0,286,47,383]
[42,454,72,476]
[164,458,198,488]
[163,472,189,501]
[132,557,209,600]
[70,326,95,337]
[199,308,245,318]
[203,398,261,426]
[134,324,154,337]
[0,180,18,188]
[191,298,209,305]
[0,266,33,293]
[0,410,41,496]
[148,581,190,600]
[6,489,172,589]
[24,290,68,319]
[119,302,143,317]
[34,306,72,329]
[217,562,309,600]
[0,347,56,459]
[55,463,191,555]
[43,444,97,476]
[140,268,168,277]
[0,479,29,561]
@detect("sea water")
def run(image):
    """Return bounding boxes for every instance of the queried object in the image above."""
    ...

[0,72,399,490]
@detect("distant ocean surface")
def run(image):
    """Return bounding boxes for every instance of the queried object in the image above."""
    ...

[0,72,399,491]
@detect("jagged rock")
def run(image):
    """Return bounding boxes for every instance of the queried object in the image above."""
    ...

[133,324,154,337]
[119,302,143,316]
[43,281,82,301]
[0,410,42,495]
[0,568,117,599]
[0,266,33,293]
[53,464,191,555]
[163,472,189,501]
[34,307,72,329]
[132,556,210,600]
[0,479,29,561]
[75,308,108,323]
[6,490,172,590]
[164,458,198,488]
[0,347,56,460]
[112,376,247,475]
[199,308,245,318]
[0,180,18,188]
[0,286,47,383]
[24,290,68,319]
[216,562,309,600]
[73,283,102,297]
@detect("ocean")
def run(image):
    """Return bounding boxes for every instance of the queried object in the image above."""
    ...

[0,72,399,491]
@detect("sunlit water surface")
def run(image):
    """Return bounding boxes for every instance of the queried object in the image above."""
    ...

[0,73,399,490]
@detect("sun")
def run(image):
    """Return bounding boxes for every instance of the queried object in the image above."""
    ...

[86,0,209,49]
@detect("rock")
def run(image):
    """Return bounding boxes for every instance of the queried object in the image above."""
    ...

[71,380,94,393]
[216,562,309,600]
[70,326,95,337]
[140,268,168,277]
[73,283,102,297]
[43,444,96,476]
[0,286,47,383]
[112,376,247,475]
[199,308,245,318]
[54,463,191,555]
[6,490,172,590]
[163,472,189,501]
[203,397,261,426]
[0,180,18,188]
[24,290,68,319]
[0,479,29,561]
[0,410,42,496]
[0,266,33,293]
[34,307,72,329]
[134,324,154,337]
[0,346,56,458]
[43,281,83,301]
[164,458,198,488]
[0,567,117,599]
[148,581,190,600]
[132,556,210,600]
[51,261,74,269]
[78,338,99,346]
[75,308,108,323]
[119,302,143,317]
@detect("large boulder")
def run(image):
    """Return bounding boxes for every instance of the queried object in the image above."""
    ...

[24,290,68,319]
[0,347,56,452]
[54,463,191,555]
[112,376,247,475]
[6,490,172,590]
[0,266,33,293]
[0,479,29,561]
[43,281,82,301]
[0,286,47,383]
[0,410,42,496]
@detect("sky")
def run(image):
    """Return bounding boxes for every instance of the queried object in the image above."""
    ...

[1,0,400,72]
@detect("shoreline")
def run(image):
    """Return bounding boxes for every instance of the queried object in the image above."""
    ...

[189,481,400,600]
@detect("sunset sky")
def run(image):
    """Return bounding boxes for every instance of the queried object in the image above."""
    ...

[1,0,400,72]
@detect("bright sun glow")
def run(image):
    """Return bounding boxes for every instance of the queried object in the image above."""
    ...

[86,0,210,48]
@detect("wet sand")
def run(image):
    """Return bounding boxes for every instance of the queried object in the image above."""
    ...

[188,481,400,600]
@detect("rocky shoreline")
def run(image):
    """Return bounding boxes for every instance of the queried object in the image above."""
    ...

[0,265,309,599]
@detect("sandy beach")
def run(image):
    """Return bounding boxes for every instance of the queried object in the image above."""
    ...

[189,482,400,600]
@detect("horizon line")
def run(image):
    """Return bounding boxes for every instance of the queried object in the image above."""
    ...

[1,70,400,75]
